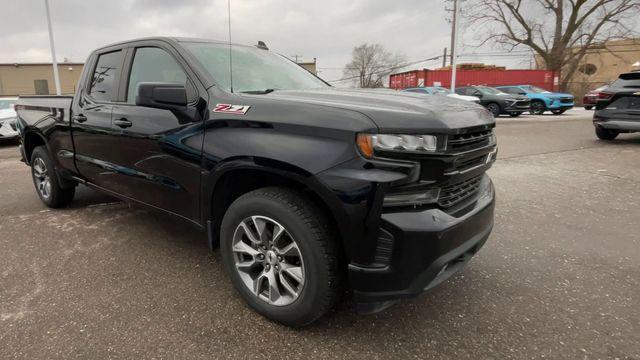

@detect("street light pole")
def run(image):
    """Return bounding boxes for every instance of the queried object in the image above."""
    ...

[44,0,61,95]
[450,0,460,92]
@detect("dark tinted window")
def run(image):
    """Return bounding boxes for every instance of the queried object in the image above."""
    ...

[454,87,467,95]
[127,47,188,103]
[406,88,427,93]
[88,50,123,102]
[611,72,640,89]
[501,87,520,94]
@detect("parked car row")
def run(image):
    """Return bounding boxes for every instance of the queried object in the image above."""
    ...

[402,84,575,118]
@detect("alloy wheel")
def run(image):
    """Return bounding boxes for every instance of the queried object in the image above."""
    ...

[231,215,305,306]
[530,102,545,115]
[32,157,52,200]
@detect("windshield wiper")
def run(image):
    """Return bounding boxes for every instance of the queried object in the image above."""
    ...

[240,89,276,94]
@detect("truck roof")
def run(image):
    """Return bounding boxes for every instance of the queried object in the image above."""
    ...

[94,36,257,52]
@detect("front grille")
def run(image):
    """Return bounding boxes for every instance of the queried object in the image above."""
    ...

[560,97,573,104]
[514,100,530,107]
[438,176,483,208]
[450,153,488,173]
[447,129,493,151]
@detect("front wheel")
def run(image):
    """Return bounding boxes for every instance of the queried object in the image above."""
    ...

[30,146,75,208]
[595,126,619,140]
[530,101,546,115]
[220,187,343,327]
[486,103,501,117]
[551,109,566,115]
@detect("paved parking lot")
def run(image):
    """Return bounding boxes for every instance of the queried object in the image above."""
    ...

[1,110,638,359]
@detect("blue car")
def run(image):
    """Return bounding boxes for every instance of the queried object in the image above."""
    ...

[496,85,574,115]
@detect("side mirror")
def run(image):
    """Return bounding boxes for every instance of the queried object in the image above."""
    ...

[135,82,187,110]
[474,92,483,98]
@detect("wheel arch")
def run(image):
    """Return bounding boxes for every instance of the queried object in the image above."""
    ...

[22,129,48,165]
[203,157,350,259]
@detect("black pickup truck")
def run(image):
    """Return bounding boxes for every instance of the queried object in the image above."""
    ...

[16,37,496,326]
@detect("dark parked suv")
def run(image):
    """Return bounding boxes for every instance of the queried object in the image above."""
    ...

[593,71,640,140]
[15,37,497,326]
[455,86,530,117]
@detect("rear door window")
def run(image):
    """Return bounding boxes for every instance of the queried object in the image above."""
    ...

[88,50,124,102]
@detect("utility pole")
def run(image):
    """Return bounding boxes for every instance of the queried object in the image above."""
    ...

[44,0,61,95]
[449,0,458,66]
[450,0,461,92]
[291,54,303,63]
[442,48,448,68]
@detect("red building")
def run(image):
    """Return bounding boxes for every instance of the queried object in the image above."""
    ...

[390,69,558,92]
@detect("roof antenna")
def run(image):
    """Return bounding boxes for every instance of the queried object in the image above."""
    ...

[227,0,234,93]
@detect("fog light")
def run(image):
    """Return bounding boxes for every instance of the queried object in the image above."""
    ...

[383,188,440,207]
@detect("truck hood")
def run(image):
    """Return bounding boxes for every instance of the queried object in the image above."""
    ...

[259,88,494,133]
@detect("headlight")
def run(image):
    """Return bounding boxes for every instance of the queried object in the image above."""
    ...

[357,133,438,158]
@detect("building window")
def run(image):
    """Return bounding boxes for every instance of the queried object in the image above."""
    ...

[578,63,598,76]
[34,79,49,95]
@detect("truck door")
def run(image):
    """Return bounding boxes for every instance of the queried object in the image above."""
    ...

[108,45,204,222]
[71,49,124,190]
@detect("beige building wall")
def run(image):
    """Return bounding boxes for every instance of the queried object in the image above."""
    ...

[0,63,84,96]
[568,39,640,102]
[298,59,317,75]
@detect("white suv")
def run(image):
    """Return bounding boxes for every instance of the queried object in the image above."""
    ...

[0,97,19,140]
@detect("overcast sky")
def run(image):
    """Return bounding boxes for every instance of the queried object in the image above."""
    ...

[1,0,541,85]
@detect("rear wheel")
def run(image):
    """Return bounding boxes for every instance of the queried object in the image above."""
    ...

[584,105,593,110]
[220,187,343,327]
[509,112,522,117]
[530,100,546,115]
[551,109,566,115]
[30,146,75,208]
[595,126,619,140]
[486,103,501,117]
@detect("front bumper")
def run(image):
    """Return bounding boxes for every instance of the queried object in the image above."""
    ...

[349,175,495,307]
[503,101,531,113]
[547,99,574,110]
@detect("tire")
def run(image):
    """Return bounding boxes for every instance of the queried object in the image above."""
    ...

[509,112,522,117]
[584,105,593,110]
[530,100,546,115]
[595,126,619,140]
[220,187,343,327]
[30,146,75,208]
[486,103,501,117]
[551,109,566,115]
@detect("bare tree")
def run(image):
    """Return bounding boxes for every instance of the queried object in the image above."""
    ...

[468,0,640,91]
[343,44,405,88]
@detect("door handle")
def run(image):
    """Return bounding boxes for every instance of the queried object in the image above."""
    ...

[72,114,87,123]
[113,118,132,128]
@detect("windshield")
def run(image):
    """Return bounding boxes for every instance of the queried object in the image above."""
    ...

[0,99,16,110]
[477,86,508,95]
[183,42,328,93]
[526,86,552,94]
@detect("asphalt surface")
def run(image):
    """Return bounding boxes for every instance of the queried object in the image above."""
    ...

[1,110,638,359]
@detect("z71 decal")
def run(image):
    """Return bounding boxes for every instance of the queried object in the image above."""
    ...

[213,103,251,115]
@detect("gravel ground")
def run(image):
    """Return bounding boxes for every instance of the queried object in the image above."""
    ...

[0,111,638,359]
